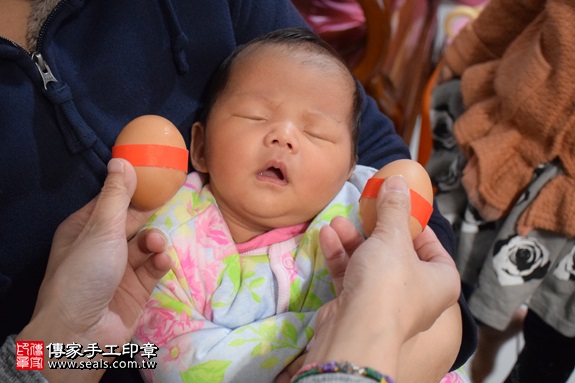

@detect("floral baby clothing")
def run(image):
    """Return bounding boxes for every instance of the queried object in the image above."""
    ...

[134,167,375,382]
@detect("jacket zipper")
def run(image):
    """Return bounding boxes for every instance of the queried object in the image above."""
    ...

[0,0,68,89]
[31,0,69,90]
[32,52,58,89]
[0,36,58,89]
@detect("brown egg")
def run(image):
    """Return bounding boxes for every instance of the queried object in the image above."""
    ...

[112,115,188,210]
[359,159,433,239]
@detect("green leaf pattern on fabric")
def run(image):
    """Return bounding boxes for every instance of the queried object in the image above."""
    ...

[135,170,373,383]
[180,360,232,383]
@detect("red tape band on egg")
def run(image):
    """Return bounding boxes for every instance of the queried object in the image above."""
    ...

[112,144,189,172]
[360,177,433,229]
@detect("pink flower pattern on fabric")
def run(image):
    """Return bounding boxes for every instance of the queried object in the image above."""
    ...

[196,204,237,257]
[439,370,468,383]
[173,238,224,320]
[136,304,202,347]
[136,168,460,383]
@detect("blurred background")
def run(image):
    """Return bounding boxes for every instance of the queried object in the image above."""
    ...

[294,0,575,381]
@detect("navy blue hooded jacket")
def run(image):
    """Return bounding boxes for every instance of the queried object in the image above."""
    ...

[0,0,475,380]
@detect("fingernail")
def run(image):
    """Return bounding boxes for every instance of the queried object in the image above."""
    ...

[108,158,125,174]
[382,175,408,195]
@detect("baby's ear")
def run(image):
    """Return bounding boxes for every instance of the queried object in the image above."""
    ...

[190,122,208,172]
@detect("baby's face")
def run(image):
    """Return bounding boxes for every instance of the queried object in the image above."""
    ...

[197,45,355,235]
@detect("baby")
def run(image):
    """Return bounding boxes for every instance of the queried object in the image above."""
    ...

[134,27,392,382]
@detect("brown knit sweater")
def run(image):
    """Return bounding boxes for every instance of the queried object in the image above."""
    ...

[443,0,575,238]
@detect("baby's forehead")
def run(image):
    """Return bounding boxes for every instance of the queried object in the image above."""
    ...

[234,42,352,81]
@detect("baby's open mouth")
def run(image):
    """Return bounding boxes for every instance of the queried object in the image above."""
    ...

[259,166,285,181]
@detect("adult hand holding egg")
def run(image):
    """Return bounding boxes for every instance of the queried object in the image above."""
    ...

[360,159,434,239]
[16,157,172,383]
[309,175,461,383]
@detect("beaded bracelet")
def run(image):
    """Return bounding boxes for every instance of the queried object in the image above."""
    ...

[291,361,396,383]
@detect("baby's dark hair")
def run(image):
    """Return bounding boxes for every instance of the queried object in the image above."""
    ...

[198,27,362,159]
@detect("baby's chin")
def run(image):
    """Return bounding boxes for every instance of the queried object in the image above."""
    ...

[224,197,334,241]
[222,209,315,244]
[251,213,315,230]
[250,211,319,233]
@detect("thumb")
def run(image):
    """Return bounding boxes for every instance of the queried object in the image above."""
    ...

[371,175,411,241]
[85,158,137,238]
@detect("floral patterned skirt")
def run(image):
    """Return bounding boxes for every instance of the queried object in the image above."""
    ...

[425,80,575,337]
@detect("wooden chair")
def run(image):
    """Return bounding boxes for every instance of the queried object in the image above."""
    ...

[294,0,440,149]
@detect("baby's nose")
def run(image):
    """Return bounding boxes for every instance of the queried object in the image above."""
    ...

[264,122,299,153]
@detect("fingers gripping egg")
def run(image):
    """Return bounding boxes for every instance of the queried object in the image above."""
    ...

[359,159,434,239]
[112,115,188,210]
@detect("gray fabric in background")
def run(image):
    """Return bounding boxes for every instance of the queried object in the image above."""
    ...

[426,79,575,337]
